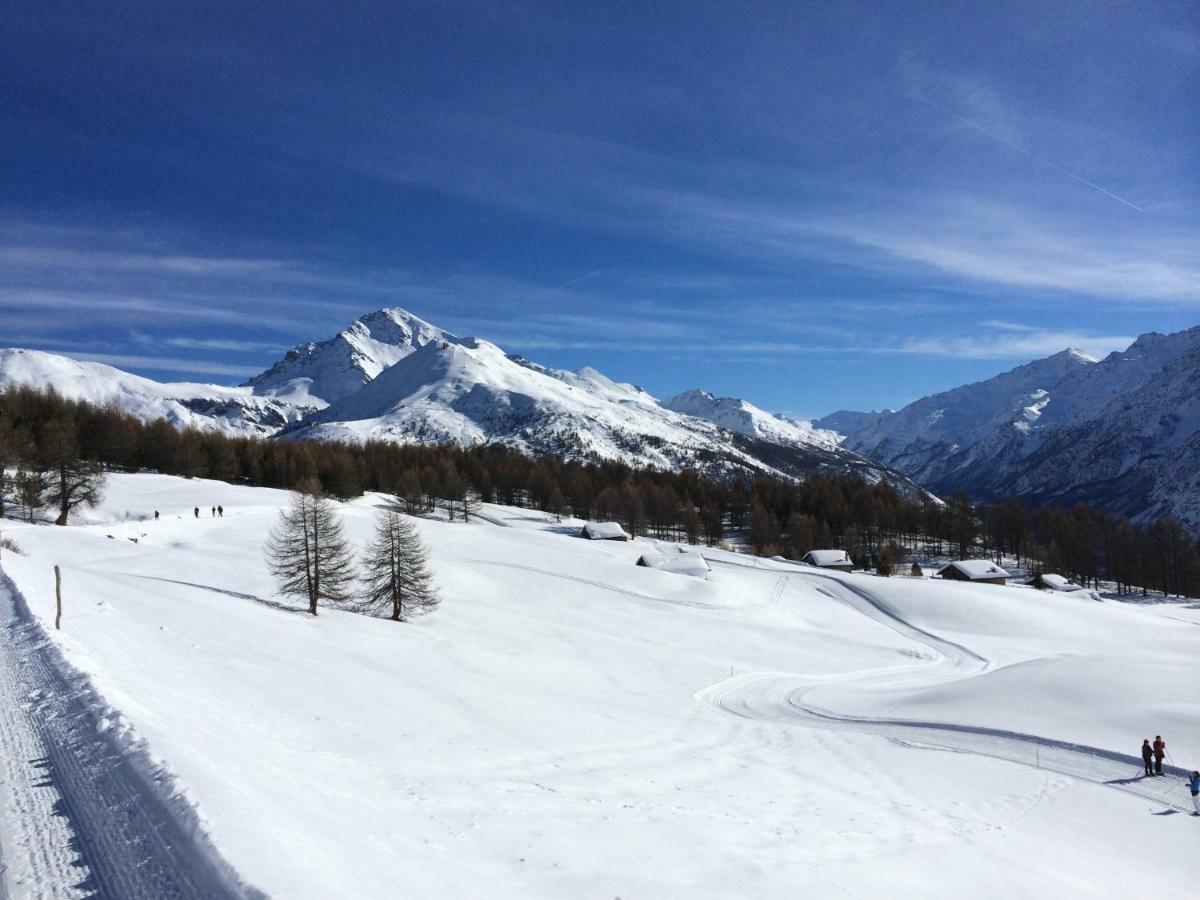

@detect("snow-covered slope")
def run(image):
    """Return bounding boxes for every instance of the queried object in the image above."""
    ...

[245,307,448,405]
[819,327,1200,530]
[287,336,913,488]
[1,473,1197,898]
[663,389,843,451]
[0,348,307,436]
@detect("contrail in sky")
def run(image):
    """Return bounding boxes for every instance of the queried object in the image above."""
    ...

[916,95,1143,212]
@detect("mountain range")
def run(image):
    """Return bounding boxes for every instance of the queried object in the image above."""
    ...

[0,309,917,493]
[816,326,1200,531]
[6,309,1200,530]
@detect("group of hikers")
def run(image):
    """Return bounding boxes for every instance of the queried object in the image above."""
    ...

[150,505,224,521]
[1140,735,1200,815]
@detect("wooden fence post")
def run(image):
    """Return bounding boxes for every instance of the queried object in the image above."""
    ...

[54,565,62,630]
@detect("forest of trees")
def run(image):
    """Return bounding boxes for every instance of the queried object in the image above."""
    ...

[2,383,1198,598]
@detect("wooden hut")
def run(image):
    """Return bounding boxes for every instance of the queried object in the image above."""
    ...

[936,560,1011,585]
[800,549,854,573]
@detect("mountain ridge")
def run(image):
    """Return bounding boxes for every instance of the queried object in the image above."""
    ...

[819,325,1200,530]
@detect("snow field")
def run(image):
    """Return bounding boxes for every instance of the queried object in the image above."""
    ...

[1,473,1198,898]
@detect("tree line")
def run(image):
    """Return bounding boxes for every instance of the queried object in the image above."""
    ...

[2,383,1198,597]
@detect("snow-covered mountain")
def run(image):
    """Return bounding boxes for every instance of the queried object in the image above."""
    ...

[663,389,842,451]
[0,348,306,436]
[819,327,1200,530]
[245,307,448,405]
[285,335,911,487]
[0,310,920,491]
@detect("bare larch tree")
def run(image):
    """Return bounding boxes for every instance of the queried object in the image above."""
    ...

[361,509,438,621]
[266,480,356,615]
[39,419,105,526]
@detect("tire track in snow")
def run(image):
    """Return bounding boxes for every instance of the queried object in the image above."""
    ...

[0,570,264,899]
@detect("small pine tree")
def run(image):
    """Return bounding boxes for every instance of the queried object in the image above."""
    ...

[361,510,438,621]
[266,480,356,616]
[910,561,923,578]
[1030,566,1046,590]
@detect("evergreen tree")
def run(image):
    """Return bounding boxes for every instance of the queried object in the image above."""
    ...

[361,510,439,621]
[265,480,356,615]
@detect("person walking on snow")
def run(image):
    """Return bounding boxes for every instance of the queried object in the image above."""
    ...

[217,505,224,517]
[1153,736,1166,775]
[193,506,199,519]
[1189,771,1200,816]
[1142,739,1154,776]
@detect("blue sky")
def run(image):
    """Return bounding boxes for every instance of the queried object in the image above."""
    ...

[2,1,1197,418]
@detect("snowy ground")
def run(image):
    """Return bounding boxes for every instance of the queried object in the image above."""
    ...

[1,473,1198,898]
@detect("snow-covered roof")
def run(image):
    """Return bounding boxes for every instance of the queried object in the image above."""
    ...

[637,549,669,567]
[637,547,710,579]
[938,560,1011,580]
[802,549,852,567]
[656,556,711,579]
[1035,573,1084,591]
[581,522,629,540]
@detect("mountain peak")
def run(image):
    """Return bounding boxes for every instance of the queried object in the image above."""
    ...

[1059,347,1099,364]
[245,307,451,404]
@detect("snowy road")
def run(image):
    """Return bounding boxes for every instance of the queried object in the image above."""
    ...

[0,572,261,900]
[700,560,1195,815]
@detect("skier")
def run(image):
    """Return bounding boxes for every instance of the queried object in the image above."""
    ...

[193,506,200,519]
[1142,739,1154,776]
[1189,771,1200,816]
[218,505,224,517]
[211,505,216,517]
[1153,735,1166,775]
[153,510,160,521]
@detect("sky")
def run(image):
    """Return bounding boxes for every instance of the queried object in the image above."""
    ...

[2,1,1197,419]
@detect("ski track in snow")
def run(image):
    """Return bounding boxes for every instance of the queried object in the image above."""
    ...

[456,558,780,611]
[698,558,1195,814]
[0,572,262,900]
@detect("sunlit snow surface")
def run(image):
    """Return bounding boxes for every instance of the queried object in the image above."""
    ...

[2,473,1198,898]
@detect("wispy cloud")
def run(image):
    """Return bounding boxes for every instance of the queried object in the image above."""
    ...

[163,337,283,352]
[886,325,1134,361]
[73,353,261,378]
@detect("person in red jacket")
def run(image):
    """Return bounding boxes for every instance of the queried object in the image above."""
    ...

[1141,739,1154,776]
[1152,735,1166,775]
